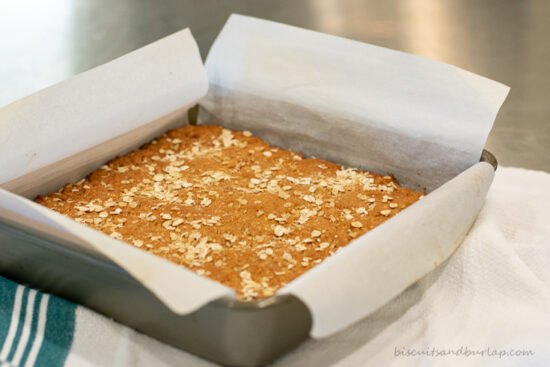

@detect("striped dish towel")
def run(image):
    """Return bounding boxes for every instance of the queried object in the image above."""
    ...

[0,277,215,367]
[0,277,75,367]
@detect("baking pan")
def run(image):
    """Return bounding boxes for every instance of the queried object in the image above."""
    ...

[0,150,497,367]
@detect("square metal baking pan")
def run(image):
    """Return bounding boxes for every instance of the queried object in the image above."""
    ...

[0,150,497,367]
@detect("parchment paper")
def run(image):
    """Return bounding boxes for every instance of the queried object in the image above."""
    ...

[200,15,510,192]
[0,15,511,338]
[0,28,234,313]
[199,15,510,337]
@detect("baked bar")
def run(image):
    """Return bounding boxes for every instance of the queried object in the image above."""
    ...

[36,125,422,300]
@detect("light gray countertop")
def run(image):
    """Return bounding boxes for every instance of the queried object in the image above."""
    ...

[1,0,548,171]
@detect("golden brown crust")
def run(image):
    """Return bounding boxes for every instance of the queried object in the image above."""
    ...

[36,125,422,300]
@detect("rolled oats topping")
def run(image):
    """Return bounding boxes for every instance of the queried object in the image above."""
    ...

[35,125,422,300]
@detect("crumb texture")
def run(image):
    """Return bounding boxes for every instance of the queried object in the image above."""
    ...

[36,125,422,300]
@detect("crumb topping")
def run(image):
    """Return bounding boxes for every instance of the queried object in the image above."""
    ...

[36,125,422,300]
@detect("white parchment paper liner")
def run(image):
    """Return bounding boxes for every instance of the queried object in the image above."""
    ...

[201,15,510,192]
[0,15,510,338]
[199,15,509,337]
[0,28,235,314]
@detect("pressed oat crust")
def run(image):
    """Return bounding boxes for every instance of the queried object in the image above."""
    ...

[36,125,423,300]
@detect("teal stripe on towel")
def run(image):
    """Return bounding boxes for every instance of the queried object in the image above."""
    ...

[0,276,17,348]
[33,292,76,367]
[19,292,42,367]
[6,287,29,362]
[0,276,76,367]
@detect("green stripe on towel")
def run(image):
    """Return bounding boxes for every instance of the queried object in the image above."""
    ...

[0,276,76,367]
[0,278,17,349]
[6,287,30,363]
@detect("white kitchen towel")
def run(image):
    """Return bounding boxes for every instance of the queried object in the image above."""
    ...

[2,166,549,367]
